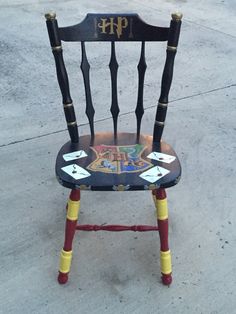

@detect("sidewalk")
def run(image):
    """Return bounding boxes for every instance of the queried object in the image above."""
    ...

[0,1,236,313]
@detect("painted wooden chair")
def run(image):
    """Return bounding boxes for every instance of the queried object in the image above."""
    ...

[45,12,182,285]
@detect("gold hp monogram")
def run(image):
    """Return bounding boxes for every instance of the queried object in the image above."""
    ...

[98,17,129,38]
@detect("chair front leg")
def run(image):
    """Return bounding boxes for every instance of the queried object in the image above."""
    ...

[58,189,80,284]
[153,188,172,285]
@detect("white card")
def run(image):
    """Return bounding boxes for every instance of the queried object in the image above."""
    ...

[147,152,176,164]
[61,164,91,180]
[63,150,87,162]
[139,166,170,183]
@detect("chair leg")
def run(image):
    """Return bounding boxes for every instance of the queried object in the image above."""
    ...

[58,189,80,284]
[153,189,172,285]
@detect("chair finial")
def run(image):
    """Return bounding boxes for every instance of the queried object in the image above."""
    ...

[45,12,56,20]
[171,12,183,21]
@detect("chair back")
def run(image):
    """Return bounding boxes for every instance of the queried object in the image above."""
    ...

[45,13,182,143]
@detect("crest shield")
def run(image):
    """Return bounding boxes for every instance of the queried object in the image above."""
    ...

[87,144,152,174]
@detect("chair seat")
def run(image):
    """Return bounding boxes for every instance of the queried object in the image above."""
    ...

[56,132,181,191]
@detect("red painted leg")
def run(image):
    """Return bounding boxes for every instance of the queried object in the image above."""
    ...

[153,189,172,286]
[58,189,80,284]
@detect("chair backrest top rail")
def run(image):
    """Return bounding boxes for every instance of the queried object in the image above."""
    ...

[58,13,169,42]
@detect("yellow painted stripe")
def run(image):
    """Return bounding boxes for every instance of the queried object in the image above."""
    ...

[59,250,72,273]
[156,198,168,220]
[160,250,172,274]
[67,200,80,221]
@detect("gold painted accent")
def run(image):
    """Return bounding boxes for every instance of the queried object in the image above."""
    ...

[117,184,125,191]
[160,250,172,274]
[171,12,183,21]
[155,121,165,127]
[63,103,73,108]
[59,250,72,273]
[67,200,80,220]
[167,45,177,51]
[156,198,168,220]
[79,185,90,190]
[158,102,168,108]
[67,121,77,127]
[97,17,128,38]
[98,18,109,33]
[45,12,56,20]
[149,184,157,190]
[52,45,62,51]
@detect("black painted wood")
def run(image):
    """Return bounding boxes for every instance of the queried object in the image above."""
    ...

[135,41,147,139]
[52,49,72,105]
[46,18,61,46]
[56,132,181,191]
[59,14,169,42]
[153,50,176,142]
[159,50,176,105]
[109,42,119,137]
[153,17,182,142]
[45,16,79,143]
[168,18,182,47]
[80,42,95,136]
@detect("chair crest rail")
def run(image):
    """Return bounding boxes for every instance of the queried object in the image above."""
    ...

[58,13,169,42]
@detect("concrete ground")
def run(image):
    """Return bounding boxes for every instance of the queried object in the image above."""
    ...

[0,0,236,313]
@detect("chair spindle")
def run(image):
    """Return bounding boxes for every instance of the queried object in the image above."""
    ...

[153,13,182,142]
[81,42,95,136]
[135,41,147,139]
[45,13,79,143]
[109,42,119,138]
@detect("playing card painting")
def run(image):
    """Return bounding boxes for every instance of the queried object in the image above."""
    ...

[87,144,153,174]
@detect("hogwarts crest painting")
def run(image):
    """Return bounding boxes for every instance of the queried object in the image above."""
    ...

[87,144,153,174]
